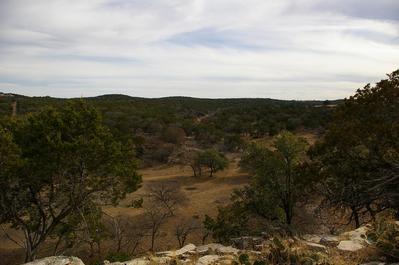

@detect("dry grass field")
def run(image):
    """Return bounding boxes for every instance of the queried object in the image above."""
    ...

[103,153,250,250]
[0,153,250,264]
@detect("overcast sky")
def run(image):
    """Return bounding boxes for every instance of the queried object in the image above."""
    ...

[0,0,398,99]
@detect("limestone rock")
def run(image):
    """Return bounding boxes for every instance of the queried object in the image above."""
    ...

[302,234,322,244]
[23,256,84,265]
[337,225,371,251]
[196,255,220,265]
[158,244,196,257]
[303,241,327,250]
[126,259,150,265]
[342,225,370,242]
[196,243,239,255]
[108,257,150,265]
[337,240,364,252]
[231,236,263,249]
[320,235,339,246]
[175,244,197,256]
[150,256,172,264]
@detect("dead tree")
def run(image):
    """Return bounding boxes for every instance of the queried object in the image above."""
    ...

[105,214,145,255]
[144,206,170,252]
[148,183,180,216]
[174,218,200,248]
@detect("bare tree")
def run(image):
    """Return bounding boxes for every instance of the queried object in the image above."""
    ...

[105,214,145,256]
[177,149,202,177]
[174,218,200,248]
[148,183,181,216]
[143,205,170,252]
[143,183,187,251]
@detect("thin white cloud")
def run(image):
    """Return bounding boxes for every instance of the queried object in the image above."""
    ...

[0,0,398,99]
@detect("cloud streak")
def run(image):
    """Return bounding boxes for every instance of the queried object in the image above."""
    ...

[0,0,398,99]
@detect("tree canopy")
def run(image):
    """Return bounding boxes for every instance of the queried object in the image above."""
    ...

[311,70,399,227]
[196,149,228,177]
[0,101,141,262]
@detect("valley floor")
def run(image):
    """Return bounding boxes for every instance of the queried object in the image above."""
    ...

[0,154,250,264]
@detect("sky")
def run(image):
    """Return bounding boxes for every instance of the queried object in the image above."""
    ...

[0,0,398,100]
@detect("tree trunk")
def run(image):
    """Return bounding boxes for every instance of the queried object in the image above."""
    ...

[284,204,292,225]
[366,204,376,221]
[353,210,360,228]
[23,231,38,262]
[150,230,156,252]
[190,165,197,177]
[351,207,360,228]
[53,236,62,255]
[24,245,37,263]
[96,241,102,260]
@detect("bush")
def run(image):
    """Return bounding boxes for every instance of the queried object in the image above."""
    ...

[148,143,175,163]
[104,252,131,262]
[367,210,399,261]
[163,126,186,145]
[130,198,143,208]
[223,134,244,152]
[203,204,249,243]
[264,237,334,265]
[196,149,228,177]
[238,253,250,265]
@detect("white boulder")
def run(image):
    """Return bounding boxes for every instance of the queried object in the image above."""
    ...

[196,243,239,255]
[303,241,327,250]
[157,244,196,257]
[107,257,150,265]
[196,255,220,265]
[23,256,84,265]
[337,240,364,252]
[320,235,339,246]
[337,225,371,251]
[302,234,322,243]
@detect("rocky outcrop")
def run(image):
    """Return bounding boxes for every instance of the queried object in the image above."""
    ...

[231,236,263,249]
[24,256,84,265]
[22,224,395,265]
[300,225,370,252]
[105,244,241,265]
[196,255,220,265]
[337,225,370,252]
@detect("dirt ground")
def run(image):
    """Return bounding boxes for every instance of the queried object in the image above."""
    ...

[103,153,250,250]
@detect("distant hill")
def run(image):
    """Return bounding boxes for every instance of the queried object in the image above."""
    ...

[0,93,341,141]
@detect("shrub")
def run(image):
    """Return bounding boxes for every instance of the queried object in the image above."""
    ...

[367,209,399,261]
[203,204,249,243]
[104,252,131,262]
[151,143,175,163]
[130,198,143,208]
[264,237,333,265]
[163,126,186,145]
[238,253,251,265]
[196,149,228,177]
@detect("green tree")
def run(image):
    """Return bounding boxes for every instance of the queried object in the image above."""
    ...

[0,101,141,262]
[162,126,186,145]
[311,70,399,227]
[242,131,308,225]
[203,204,249,243]
[0,123,22,178]
[196,149,228,177]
